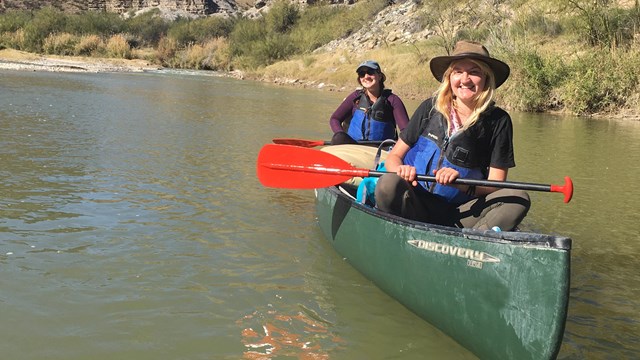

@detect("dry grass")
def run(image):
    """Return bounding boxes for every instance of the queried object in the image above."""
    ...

[42,32,77,55]
[105,34,131,59]
[261,43,443,100]
[74,34,103,56]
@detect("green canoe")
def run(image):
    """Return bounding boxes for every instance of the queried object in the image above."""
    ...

[315,185,571,360]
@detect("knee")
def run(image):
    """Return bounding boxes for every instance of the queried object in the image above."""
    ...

[374,174,402,208]
[494,189,530,210]
[476,189,531,231]
[512,189,531,212]
[331,131,357,145]
[374,174,394,201]
[499,189,531,225]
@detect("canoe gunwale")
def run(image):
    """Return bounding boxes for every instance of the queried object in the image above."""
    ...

[324,185,572,251]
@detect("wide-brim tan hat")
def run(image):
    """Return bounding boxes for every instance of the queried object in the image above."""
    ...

[429,41,510,88]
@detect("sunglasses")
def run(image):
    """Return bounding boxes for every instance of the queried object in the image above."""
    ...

[358,68,378,77]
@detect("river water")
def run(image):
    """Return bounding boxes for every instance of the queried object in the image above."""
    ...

[0,69,638,359]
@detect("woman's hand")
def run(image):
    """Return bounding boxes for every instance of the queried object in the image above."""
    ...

[384,139,417,185]
[396,165,418,186]
[434,167,460,185]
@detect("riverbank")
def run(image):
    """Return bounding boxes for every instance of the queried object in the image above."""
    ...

[2,47,638,121]
[0,48,161,73]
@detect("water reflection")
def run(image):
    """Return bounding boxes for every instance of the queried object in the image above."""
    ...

[238,306,338,359]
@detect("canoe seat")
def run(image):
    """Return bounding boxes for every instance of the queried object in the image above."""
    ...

[337,184,358,199]
[321,145,389,186]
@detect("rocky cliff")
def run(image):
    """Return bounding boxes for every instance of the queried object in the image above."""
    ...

[0,0,238,16]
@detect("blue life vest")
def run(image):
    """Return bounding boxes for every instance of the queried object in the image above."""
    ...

[404,107,488,204]
[346,90,397,141]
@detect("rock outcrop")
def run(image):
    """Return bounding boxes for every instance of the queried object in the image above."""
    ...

[0,0,238,16]
[316,0,432,55]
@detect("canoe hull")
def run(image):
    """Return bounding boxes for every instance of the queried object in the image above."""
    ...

[315,186,570,360]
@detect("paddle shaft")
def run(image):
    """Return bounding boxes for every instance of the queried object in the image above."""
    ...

[266,164,565,193]
[372,170,568,192]
[272,138,385,147]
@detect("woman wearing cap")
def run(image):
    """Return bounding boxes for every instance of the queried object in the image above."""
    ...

[374,41,530,231]
[329,60,410,145]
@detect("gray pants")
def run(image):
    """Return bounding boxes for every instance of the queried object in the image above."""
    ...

[374,173,531,231]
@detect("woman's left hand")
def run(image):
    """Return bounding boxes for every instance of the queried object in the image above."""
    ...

[434,167,460,185]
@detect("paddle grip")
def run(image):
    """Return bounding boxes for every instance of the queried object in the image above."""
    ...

[550,176,573,203]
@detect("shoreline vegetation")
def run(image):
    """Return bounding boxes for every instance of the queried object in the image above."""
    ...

[1,2,639,120]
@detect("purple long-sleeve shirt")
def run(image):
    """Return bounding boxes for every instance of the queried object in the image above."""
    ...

[329,90,410,133]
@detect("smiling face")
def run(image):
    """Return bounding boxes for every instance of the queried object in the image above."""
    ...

[357,67,383,92]
[449,59,487,105]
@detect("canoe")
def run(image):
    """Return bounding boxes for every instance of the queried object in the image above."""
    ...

[314,185,571,360]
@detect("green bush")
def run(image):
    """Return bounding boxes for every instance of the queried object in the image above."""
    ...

[560,49,639,114]
[229,0,389,67]
[167,19,199,46]
[289,5,353,52]
[561,0,640,48]
[0,10,32,33]
[193,16,236,39]
[229,18,266,58]
[265,0,299,34]
[239,33,295,68]
[256,33,295,62]
[167,16,236,47]
[503,49,567,112]
[289,0,388,53]
[21,7,68,52]
[65,11,125,36]
[511,13,563,37]
[124,9,170,46]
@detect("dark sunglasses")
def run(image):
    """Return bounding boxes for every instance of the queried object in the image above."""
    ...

[358,68,378,77]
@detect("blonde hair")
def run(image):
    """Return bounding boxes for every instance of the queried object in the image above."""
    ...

[433,59,496,132]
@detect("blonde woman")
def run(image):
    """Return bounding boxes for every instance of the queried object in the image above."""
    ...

[374,41,530,231]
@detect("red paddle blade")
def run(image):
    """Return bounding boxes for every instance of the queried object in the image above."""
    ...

[257,144,370,189]
[272,138,326,147]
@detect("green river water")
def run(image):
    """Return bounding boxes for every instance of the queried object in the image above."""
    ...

[0,69,638,359]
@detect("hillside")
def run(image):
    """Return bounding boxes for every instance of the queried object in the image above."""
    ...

[252,0,640,119]
[0,0,638,118]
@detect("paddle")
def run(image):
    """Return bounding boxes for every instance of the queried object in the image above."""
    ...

[272,138,385,147]
[257,144,574,203]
